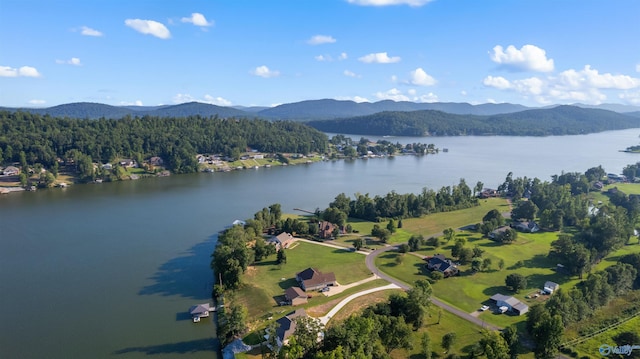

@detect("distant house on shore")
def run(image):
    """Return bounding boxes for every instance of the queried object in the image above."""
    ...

[425,254,459,277]
[318,221,337,239]
[488,226,510,240]
[285,286,308,306]
[149,156,164,166]
[490,294,529,315]
[189,303,212,322]
[296,268,336,291]
[2,166,20,176]
[119,159,137,168]
[270,309,309,347]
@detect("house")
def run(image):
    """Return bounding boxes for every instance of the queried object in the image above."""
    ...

[269,232,295,250]
[543,281,560,294]
[119,159,137,168]
[511,221,540,233]
[479,188,498,198]
[488,226,510,240]
[296,268,336,292]
[2,166,20,176]
[318,221,336,239]
[189,303,212,322]
[285,286,308,306]
[231,219,246,227]
[273,309,308,347]
[149,156,164,166]
[425,254,459,277]
[101,163,113,170]
[489,294,529,315]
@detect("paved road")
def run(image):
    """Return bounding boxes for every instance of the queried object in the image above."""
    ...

[365,245,502,331]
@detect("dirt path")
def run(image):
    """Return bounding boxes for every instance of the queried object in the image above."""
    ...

[318,283,401,325]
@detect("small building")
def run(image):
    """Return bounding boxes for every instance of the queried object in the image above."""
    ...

[119,159,137,168]
[296,268,336,292]
[543,281,560,294]
[189,303,212,322]
[425,254,459,277]
[318,221,336,239]
[511,221,540,233]
[488,226,510,240]
[149,156,164,166]
[2,166,20,176]
[490,294,529,315]
[285,286,308,306]
[101,163,113,170]
[269,232,295,250]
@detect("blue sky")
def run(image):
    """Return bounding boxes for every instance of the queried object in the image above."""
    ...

[1,0,639,108]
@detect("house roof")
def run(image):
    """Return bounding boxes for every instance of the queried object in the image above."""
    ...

[296,268,336,288]
[285,286,308,300]
[427,255,456,273]
[490,294,528,312]
[276,309,307,342]
[189,303,211,315]
[544,281,560,290]
[275,232,293,243]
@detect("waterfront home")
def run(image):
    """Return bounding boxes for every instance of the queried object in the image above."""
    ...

[272,309,308,347]
[489,294,529,315]
[268,232,295,250]
[296,268,336,292]
[149,156,164,166]
[2,166,20,176]
[318,221,337,239]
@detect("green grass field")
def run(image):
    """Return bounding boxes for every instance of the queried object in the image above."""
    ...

[235,241,372,322]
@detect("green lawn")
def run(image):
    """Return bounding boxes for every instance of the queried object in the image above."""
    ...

[571,316,640,358]
[235,241,372,321]
[401,198,510,237]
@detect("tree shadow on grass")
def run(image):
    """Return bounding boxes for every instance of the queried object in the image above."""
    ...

[483,285,507,296]
[138,235,217,300]
[278,278,298,290]
[114,337,219,355]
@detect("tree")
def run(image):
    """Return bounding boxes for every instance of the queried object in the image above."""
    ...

[442,332,457,352]
[398,243,410,253]
[475,181,484,197]
[289,316,324,357]
[531,312,563,359]
[472,245,485,258]
[443,228,456,242]
[505,273,527,292]
[498,259,505,270]
[378,315,413,354]
[427,236,440,248]
[421,332,432,359]
[482,258,493,271]
[387,219,397,233]
[479,330,510,359]
[458,248,474,264]
[501,326,519,359]
[613,331,640,359]
[430,271,444,281]
[511,200,538,221]
[398,218,403,228]
[408,234,423,251]
[483,209,505,226]
[277,248,287,264]
[353,238,363,251]
[471,258,482,272]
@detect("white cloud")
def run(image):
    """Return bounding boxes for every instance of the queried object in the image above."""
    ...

[347,0,433,7]
[483,75,511,89]
[460,90,467,96]
[490,44,554,72]
[619,91,640,105]
[636,63,640,72]
[374,88,438,102]
[56,57,82,66]
[203,94,232,106]
[315,55,331,62]
[0,65,41,77]
[80,26,103,37]
[339,52,348,60]
[336,96,371,103]
[391,75,398,83]
[29,99,46,105]
[557,65,640,90]
[120,100,144,106]
[307,35,336,45]
[181,13,213,27]
[173,93,195,103]
[344,70,361,78]
[409,67,436,86]
[358,52,401,64]
[251,65,280,78]
[125,19,171,39]
[316,53,348,62]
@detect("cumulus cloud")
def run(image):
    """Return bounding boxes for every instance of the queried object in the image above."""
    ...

[251,65,280,78]
[483,75,511,89]
[56,57,82,66]
[172,94,231,106]
[358,52,401,64]
[29,99,46,105]
[374,88,438,102]
[0,65,41,77]
[637,63,640,72]
[125,19,171,39]
[339,52,348,60]
[557,65,640,90]
[490,44,554,72]
[181,13,213,27]
[343,70,361,78]
[307,35,336,45]
[347,0,433,7]
[336,96,371,103]
[619,91,640,105]
[409,67,436,86]
[120,100,144,106]
[315,55,330,62]
[80,26,103,37]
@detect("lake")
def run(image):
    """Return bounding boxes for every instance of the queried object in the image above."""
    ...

[0,129,638,358]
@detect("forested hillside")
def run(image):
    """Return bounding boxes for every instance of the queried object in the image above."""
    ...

[0,111,328,175]
[307,105,640,136]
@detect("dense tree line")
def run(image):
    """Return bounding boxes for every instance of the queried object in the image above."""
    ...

[0,111,328,175]
[321,179,478,224]
[308,106,640,137]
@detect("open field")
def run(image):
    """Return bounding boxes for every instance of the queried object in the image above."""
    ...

[571,316,640,358]
[235,241,372,322]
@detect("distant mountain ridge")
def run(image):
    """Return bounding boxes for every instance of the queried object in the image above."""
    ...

[1,99,639,123]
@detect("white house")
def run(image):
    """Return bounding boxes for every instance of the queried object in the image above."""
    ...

[490,293,529,315]
[543,281,560,294]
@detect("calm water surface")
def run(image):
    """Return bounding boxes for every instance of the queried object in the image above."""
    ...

[0,129,638,358]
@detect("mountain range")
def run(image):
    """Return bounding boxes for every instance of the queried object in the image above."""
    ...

[2,99,639,121]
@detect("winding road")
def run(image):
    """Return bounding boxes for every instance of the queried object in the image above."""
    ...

[365,245,502,331]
